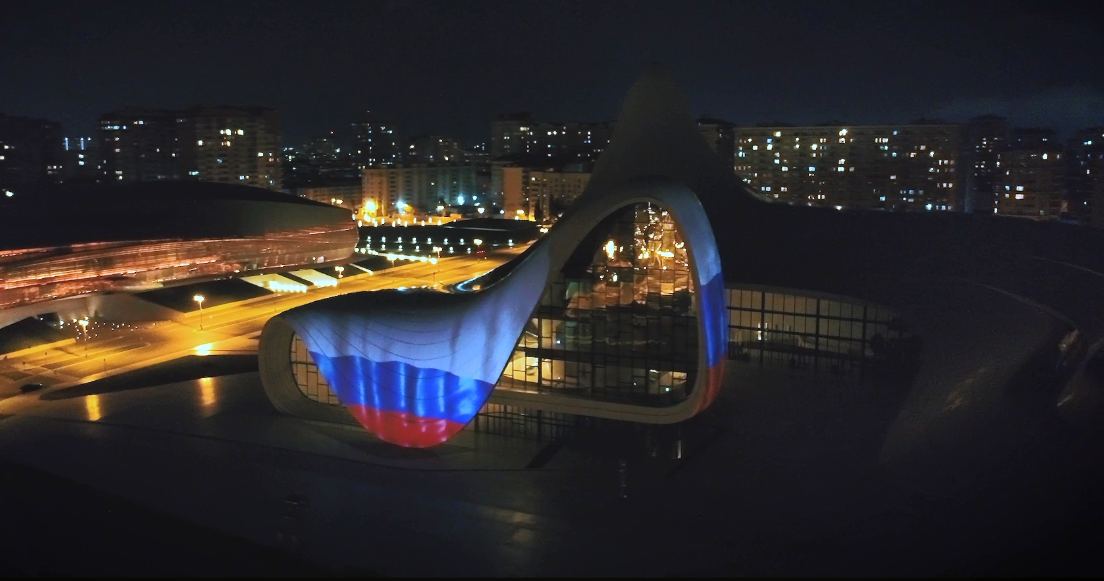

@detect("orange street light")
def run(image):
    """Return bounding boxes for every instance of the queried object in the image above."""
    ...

[194,294,205,329]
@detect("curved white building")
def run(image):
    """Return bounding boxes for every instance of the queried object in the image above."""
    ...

[258,67,1104,491]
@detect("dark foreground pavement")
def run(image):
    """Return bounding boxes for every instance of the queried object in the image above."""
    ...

[0,457,371,577]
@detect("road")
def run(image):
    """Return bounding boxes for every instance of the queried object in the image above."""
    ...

[0,249,522,396]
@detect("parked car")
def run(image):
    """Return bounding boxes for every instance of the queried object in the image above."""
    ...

[18,382,44,393]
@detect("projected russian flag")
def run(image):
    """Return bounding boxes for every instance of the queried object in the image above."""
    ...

[279,184,726,449]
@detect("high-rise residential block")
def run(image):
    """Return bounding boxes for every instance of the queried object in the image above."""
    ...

[527,168,591,220]
[993,128,1065,219]
[490,113,612,162]
[99,108,180,183]
[1069,127,1104,227]
[363,163,478,216]
[0,113,63,196]
[187,106,281,190]
[406,135,463,164]
[351,120,401,167]
[98,106,282,190]
[963,115,1010,213]
[734,123,963,211]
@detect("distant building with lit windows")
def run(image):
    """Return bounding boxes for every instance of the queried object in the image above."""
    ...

[351,120,401,167]
[62,136,102,183]
[406,135,463,164]
[492,162,591,221]
[733,123,963,211]
[1068,127,1104,227]
[526,167,591,220]
[187,106,282,190]
[490,113,612,162]
[0,113,63,197]
[98,108,181,183]
[99,106,281,191]
[962,115,1010,213]
[490,113,534,158]
[295,181,364,214]
[362,163,478,216]
[994,128,1065,219]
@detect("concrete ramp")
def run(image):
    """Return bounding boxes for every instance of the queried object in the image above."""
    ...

[288,270,338,288]
[240,274,310,293]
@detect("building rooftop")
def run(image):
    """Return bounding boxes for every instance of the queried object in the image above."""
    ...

[0,181,340,251]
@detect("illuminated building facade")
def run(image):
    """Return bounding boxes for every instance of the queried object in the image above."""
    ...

[295,182,364,214]
[993,128,1065,219]
[362,163,478,215]
[734,123,962,211]
[0,181,357,325]
[495,164,528,217]
[256,66,1104,510]
[527,168,591,220]
[492,163,592,221]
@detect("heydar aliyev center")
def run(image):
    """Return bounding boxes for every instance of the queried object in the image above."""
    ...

[258,66,1104,489]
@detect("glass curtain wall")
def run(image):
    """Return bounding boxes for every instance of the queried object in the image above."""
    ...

[725,287,915,376]
[494,203,699,406]
[290,333,341,405]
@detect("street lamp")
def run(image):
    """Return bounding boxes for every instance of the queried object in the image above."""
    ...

[431,246,442,282]
[78,318,89,356]
[193,294,205,330]
[335,265,344,279]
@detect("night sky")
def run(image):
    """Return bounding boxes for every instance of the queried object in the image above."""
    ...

[2,0,1101,146]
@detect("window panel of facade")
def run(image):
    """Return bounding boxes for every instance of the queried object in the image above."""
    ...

[289,333,340,405]
[495,203,698,406]
[724,286,914,377]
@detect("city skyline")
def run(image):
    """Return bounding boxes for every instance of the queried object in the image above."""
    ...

[4,19,1104,574]
[2,1,1102,145]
